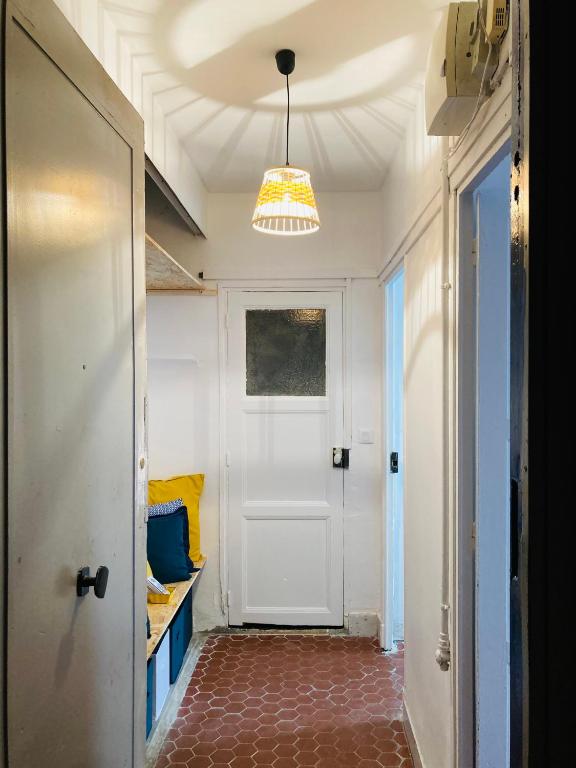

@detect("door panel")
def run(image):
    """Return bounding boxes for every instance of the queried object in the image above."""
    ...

[227,292,344,626]
[243,410,329,502]
[244,517,330,610]
[4,2,145,765]
[473,159,511,768]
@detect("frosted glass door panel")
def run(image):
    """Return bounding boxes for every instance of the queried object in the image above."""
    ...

[246,309,326,396]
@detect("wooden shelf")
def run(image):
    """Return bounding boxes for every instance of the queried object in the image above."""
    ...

[145,233,204,292]
[147,557,206,659]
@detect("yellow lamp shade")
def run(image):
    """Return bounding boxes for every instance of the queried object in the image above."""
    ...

[252,166,320,236]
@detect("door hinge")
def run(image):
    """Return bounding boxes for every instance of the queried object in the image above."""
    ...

[471,237,478,267]
[471,521,476,552]
[510,477,520,579]
[225,450,231,468]
[226,590,232,607]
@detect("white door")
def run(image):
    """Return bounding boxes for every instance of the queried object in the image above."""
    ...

[474,155,511,768]
[4,1,146,765]
[226,291,344,626]
[382,270,404,650]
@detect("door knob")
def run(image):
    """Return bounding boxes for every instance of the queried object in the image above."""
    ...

[76,566,109,598]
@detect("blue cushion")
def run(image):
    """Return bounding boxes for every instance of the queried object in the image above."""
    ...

[147,507,192,583]
[152,504,195,569]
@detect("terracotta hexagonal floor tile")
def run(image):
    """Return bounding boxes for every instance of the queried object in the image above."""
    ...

[210,749,236,764]
[272,759,298,768]
[254,724,279,738]
[253,750,277,765]
[294,738,316,753]
[376,739,398,753]
[183,757,211,768]
[378,754,403,767]
[233,742,258,758]
[229,758,257,768]
[190,742,217,757]
[397,745,412,760]
[355,761,383,768]
[168,749,198,764]
[273,743,298,758]
[294,751,320,766]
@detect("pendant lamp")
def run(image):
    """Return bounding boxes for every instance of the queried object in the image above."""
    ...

[252,49,320,236]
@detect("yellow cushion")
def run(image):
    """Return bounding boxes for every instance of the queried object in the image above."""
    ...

[148,474,204,562]
[146,561,153,578]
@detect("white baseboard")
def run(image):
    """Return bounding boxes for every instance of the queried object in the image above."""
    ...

[379,615,386,648]
[376,612,397,650]
[403,700,425,768]
[346,611,380,637]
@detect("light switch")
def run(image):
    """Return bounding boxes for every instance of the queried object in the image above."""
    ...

[356,429,375,444]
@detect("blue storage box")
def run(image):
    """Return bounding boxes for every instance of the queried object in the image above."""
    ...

[183,591,193,647]
[170,592,193,683]
[146,656,155,738]
[154,629,171,717]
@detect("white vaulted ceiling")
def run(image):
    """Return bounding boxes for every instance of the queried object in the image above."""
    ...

[65,0,447,193]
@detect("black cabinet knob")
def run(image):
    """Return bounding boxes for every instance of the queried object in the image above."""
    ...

[77,566,109,598]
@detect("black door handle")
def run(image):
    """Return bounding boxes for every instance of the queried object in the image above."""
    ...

[332,448,350,469]
[77,566,109,598]
[390,452,399,473]
[510,478,520,580]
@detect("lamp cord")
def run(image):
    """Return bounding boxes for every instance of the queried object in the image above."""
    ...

[285,74,290,166]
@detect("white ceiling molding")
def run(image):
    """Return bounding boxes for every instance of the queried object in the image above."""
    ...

[53,0,207,231]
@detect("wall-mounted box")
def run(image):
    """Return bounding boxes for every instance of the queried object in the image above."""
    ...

[425,3,482,136]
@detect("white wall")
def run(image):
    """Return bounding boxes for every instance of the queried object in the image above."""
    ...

[147,295,225,630]
[345,279,382,634]
[380,88,443,273]
[146,280,382,632]
[379,86,450,768]
[403,215,451,767]
[174,192,383,280]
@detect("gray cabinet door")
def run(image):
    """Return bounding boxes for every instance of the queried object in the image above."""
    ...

[3,1,146,765]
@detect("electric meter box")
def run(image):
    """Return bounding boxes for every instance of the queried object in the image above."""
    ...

[425,3,482,136]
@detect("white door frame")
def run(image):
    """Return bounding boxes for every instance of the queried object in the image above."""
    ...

[453,134,512,766]
[380,265,404,650]
[217,280,351,625]
[474,153,511,766]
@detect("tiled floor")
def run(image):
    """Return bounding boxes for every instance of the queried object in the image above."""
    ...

[156,634,413,768]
